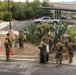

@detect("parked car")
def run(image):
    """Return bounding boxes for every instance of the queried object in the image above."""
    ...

[71,14,76,19]
[34,16,60,25]
[61,15,67,19]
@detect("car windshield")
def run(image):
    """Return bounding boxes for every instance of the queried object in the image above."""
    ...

[42,17,49,20]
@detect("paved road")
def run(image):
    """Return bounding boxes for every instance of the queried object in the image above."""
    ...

[0,59,76,75]
[2,20,34,31]
[0,19,76,31]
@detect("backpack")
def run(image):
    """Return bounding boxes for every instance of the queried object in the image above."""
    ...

[8,37,13,43]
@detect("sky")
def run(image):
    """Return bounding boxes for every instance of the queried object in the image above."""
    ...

[13,0,75,2]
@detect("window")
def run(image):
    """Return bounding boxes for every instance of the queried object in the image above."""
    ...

[42,17,49,20]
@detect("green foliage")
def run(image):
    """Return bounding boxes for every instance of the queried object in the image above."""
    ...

[0,1,8,11]
[43,24,54,29]
[66,27,76,40]
[13,10,25,20]
[0,12,4,19]
[0,0,53,20]
[42,24,54,33]
[19,23,67,44]
[36,24,54,37]
[22,24,41,43]
[54,24,67,43]
[25,6,35,19]
[3,11,12,21]
[12,2,25,20]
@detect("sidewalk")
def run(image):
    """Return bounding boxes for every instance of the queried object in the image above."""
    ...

[62,57,76,65]
[0,55,39,59]
[0,55,76,66]
[0,22,9,30]
[0,30,18,35]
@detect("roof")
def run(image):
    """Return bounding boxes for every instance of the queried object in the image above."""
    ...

[38,6,76,12]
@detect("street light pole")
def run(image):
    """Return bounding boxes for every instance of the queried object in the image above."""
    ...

[8,0,11,30]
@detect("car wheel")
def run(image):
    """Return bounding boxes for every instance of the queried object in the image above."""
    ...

[53,22,58,25]
[35,22,41,25]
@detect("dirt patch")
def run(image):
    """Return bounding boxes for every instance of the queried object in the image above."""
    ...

[0,34,69,61]
[0,34,39,56]
[0,34,6,55]
[13,43,39,56]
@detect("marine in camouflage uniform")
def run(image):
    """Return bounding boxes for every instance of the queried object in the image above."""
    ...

[55,39,63,67]
[39,41,47,64]
[19,31,24,49]
[61,32,71,47]
[41,33,49,43]
[67,40,75,63]
[37,25,45,37]
[6,33,13,49]
[4,38,10,62]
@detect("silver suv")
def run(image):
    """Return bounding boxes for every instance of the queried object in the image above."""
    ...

[34,16,60,24]
[72,14,76,19]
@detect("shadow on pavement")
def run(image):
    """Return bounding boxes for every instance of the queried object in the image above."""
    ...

[0,72,23,75]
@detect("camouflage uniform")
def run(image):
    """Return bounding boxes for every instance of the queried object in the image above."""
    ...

[6,33,13,49]
[61,33,71,46]
[41,33,49,43]
[4,38,10,61]
[67,42,74,63]
[39,41,46,63]
[7,37,13,49]
[55,41,63,67]
[19,31,24,49]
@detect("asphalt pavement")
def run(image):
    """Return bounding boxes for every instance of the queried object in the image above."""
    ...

[0,72,22,75]
[0,20,76,31]
[0,59,76,75]
[0,20,34,31]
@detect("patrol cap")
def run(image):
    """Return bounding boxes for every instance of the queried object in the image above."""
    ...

[7,33,10,36]
[20,31,22,32]
[57,39,61,42]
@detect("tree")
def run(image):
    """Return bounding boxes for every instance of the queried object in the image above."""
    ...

[39,1,53,17]
[13,2,25,20]
[3,11,12,21]
[24,0,53,19]
[0,11,4,20]
[0,0,54,20]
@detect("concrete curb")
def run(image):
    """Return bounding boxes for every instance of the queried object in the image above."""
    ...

[0,55,39,59]
[0,55,76,66]
[0,30,18,34]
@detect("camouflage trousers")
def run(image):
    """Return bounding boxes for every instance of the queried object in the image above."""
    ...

[55,53,63,65]
[46,52,49,62]
[40,51,46,63]
[69,51,73,63]
[49,40,53,53]
[5,48,10,60]
[19,39,24,48]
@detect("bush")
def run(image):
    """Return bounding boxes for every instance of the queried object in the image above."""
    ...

[54,24,67,43]
[66,27,76,40]
[36,24,54,37]
[3,11,12,21]
[42,24,54,31]
[22,24,41,43]
[13,10,25,20]
[0,11,4,20]
[19,23,67,44]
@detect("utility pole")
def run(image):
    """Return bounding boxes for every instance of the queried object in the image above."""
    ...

[8,0,11,30]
